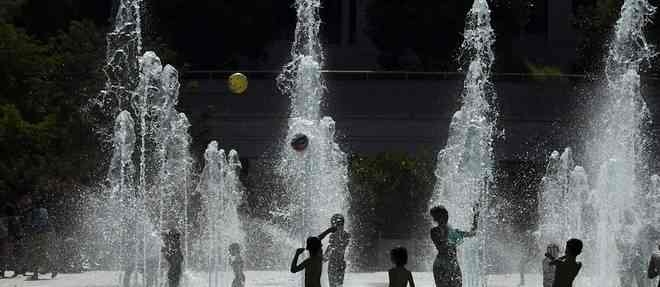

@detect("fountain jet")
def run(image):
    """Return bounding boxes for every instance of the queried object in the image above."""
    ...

[431,0,496,286]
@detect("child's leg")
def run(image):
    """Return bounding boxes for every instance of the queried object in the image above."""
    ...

[328,260,346,287]
[518,257,525,285]
[168,264,182,287]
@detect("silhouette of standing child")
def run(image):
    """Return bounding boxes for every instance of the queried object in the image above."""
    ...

[542,243,561,287]
[545,238,583,287]
[430,204,479,287]
[648,242,660,287]
[291,237,323,287]
[229,243,245,287]
[388,247,415,287]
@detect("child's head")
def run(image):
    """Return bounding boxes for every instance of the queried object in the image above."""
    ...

[390,246,408,267]
[430,205,449,225]
[229,243,241,256]
[565,238,583,257]
[546,243,560,258]
[306,237,322,255]
[331,213,345,228]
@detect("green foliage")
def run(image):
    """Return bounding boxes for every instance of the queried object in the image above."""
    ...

[0,21,105,199]
[0,23,58,120]
[525,60,562,78]
[0,105,57,194]
[14,0,111,39]
[348,152,435,269]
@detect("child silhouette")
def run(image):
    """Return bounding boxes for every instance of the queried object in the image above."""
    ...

[430,204,479,287]
[545,238,583,287]
[648,242,659,287]
[291,237,323,287]
[388,247,415,287]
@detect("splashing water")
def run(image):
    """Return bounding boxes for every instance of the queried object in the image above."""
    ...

[102,0,143,111]
[430,0,495,286]
[94,1,201,285]
[276,0,349,255]
[538,148,592,253]
[101,52,195,287]
[193,141,245,287]
[589,0,656,286]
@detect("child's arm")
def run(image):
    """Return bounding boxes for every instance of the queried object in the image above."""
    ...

[545,254,566,266]
[318,226,337,240]
[290,248,307,273]
[408,271,416,287]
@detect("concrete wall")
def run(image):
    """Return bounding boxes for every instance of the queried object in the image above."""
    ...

[181,72,660,170]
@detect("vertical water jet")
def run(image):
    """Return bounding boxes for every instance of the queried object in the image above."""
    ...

[430,0,496,286]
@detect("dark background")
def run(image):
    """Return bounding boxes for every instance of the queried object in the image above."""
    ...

[1,0,660,271]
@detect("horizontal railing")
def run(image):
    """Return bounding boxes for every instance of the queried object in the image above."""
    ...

[184,69,660,81]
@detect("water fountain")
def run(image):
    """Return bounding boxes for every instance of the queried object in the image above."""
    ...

[430,0,495,286]
[192,141,245,287]
[587,0,656,286]
[538,148,592,252]
[99,0,242,286]
[276,0,349,256]
[102,50,195,286]
[102,0,142,112]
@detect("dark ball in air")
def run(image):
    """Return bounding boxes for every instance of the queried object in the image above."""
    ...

[291,133,309,151]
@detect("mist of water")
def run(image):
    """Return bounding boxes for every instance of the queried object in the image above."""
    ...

[538,148,592,252]
[583,0,657,286]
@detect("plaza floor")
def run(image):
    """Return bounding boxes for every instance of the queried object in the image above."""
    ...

[0,271,543,287]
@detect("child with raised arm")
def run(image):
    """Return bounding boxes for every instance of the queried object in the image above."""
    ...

[388,247,415,287]
[291,237,323,287]
[430,204,479,287]
[545,238,583,287]
[229,243,245,287]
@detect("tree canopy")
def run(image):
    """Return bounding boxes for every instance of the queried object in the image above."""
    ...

[0,20,105,201]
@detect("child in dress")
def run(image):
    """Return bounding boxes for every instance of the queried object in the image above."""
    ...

[324,214,351,287]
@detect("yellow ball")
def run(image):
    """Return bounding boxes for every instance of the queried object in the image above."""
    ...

[228,72,248,95]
